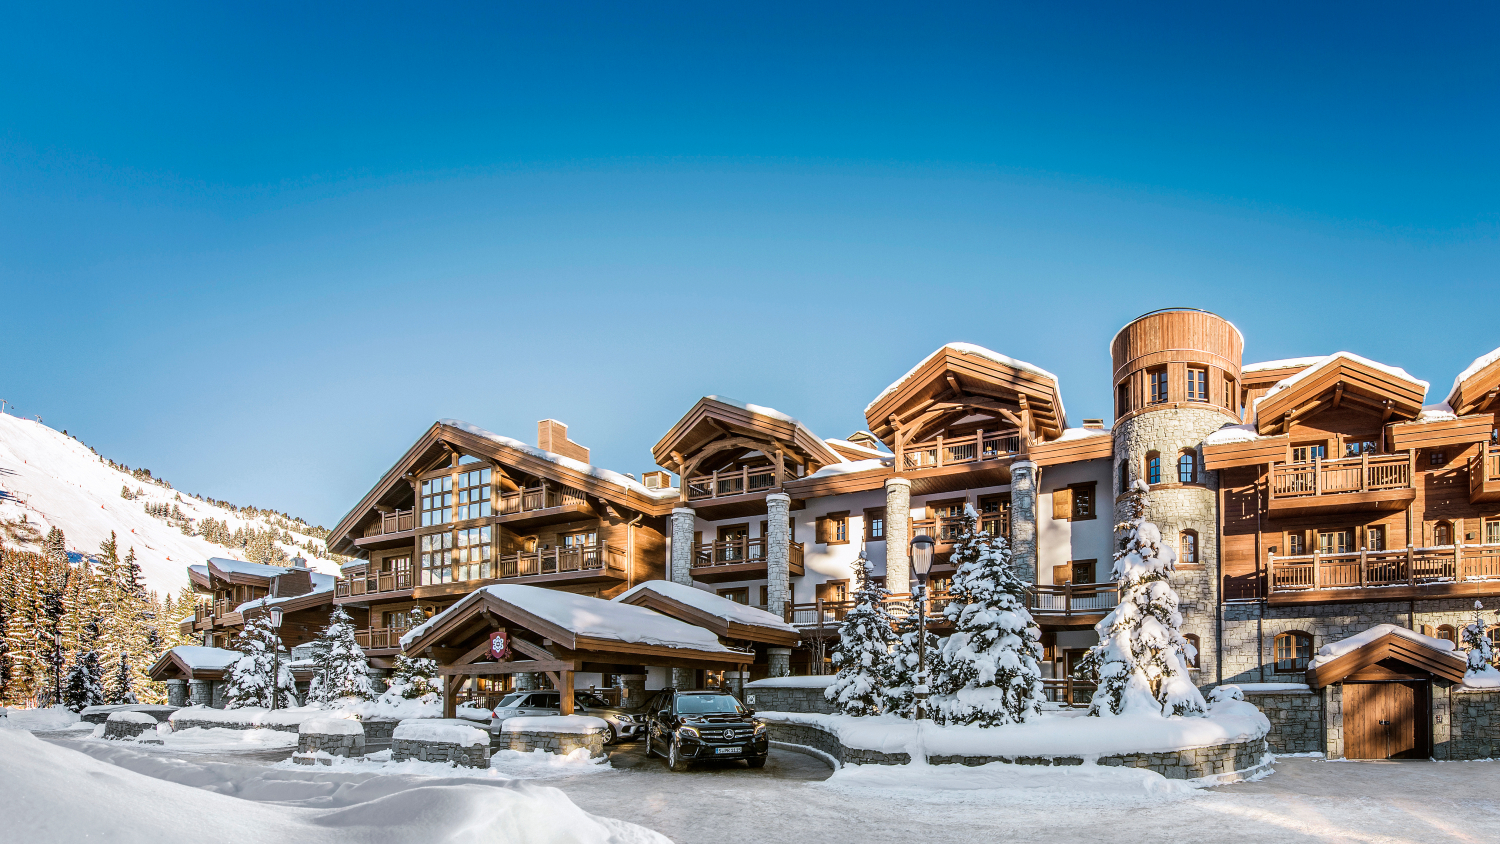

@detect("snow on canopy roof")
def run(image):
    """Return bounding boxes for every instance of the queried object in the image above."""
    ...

[1416,402,1458,423]
[1308,623,1455,669]
[168,646,241,671]
[824,437,890,458]
[614,580,797,633]
[804,457,891,479]
[441,419,680,499]
[1052,427,1110,442]
[866,343,1062,417]
[1449,345,1500,403]
[1241,356,1325,375]
[1204,423,1269,446]
[699,396,843,462]
[232,574,335,614]
[400,583,738,653]
[206,557,303,578]
[1252,351,1428,418]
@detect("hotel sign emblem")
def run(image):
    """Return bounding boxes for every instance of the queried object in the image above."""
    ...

[490,630,511,661]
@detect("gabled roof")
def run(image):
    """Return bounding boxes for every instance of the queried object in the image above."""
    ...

[205,558,303,586]
[613,580,800,646]
[1447,346,1500,417]
[864,343,1067,444]
[1251,352,1427,435]
[147,646,241,681]
[1305,625,1465,689]
[651,396,845,476]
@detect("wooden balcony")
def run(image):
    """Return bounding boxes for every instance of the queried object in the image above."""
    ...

[691,538,805,583]
[1268,544,1500,605]
[354,625,412,652]
[1028,582,1119,624]
[1267,453,1416,517]
[411,544,628,598]
[335,569,413,600]
[1041,677,1098,708]
[494,485,591,527]
[1471,447,1500,503]
[785,591,950,627]
[900,430,1021,472]
[686,465,780,502]
[355,509,415,549]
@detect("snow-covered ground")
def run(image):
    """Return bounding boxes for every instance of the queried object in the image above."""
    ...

[0,413,341,596]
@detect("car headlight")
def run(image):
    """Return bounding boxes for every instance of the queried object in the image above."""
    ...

[754,722,767,735]
[676,725,700,739]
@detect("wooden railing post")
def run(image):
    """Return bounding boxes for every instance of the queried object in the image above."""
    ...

[1361,451,1369,491]
[710,469,719,499]
[1359,548,1367,587]
[936,434,944,467]
[1311,551,1321,591]
[976,428,985,460]
[1313,456,1322,496]
[1407,545,1416,586]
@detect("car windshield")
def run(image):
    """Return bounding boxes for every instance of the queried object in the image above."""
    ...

[575,693,609,708]
[496,693,526,709]
[675,693,745,715]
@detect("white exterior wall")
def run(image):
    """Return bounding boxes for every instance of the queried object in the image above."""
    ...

[796,489,888,598]
[1034,458,1116,586]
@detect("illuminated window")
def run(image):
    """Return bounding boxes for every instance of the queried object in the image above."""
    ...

[454,468,491,522]
[454,526,492,581]
[419,532,454,585]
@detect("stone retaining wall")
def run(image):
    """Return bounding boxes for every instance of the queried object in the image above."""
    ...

[358,717,399,748]
[767,720,1269,780]
[298,731,365,758]
[82,705,177,725]
[171,718,301,733]
[504,728,606,758]
[1443,688,1500,761]
[392,737,490,768]
[104,719,157,740]
[1241,690,1322,754]
[744,685,836,715]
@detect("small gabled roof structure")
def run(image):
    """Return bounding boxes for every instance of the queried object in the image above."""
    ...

[613,580,800,646]
[147,646,241,682]
[1251,352,1428,436]
[1305,625,1466,690]
[651,396,845,479]
[1447,345,1500,418]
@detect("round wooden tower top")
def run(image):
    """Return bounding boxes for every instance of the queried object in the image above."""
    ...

[1110,308,1244,384]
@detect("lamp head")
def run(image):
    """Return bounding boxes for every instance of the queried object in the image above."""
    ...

[910,534,936,581]
[268,606,284,628]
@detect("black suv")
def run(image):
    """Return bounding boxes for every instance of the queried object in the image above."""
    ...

[643,688,769,771]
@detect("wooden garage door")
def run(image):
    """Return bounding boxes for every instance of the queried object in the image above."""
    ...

[1344,682,1427,759]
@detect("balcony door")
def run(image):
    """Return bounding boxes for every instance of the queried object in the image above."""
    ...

[1319,530,1354,555]
[718,524,749,562]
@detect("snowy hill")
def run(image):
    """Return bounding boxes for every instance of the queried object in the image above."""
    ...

[0,414,342,597]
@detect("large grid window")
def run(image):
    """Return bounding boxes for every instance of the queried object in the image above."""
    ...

[1149,369,1169,404]
[421,476,453,527]
[455,526,492,581]
[419,532,454,585]
[1186,367,1207,401]
[455,468,492,521]
[1274,632,1313,672]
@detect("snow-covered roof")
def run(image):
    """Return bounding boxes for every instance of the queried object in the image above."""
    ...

[441,419,680,499]
[823,437,890,458]
[1308,624,1455,669]
[614,580,797,633]
[167,646,241,671]
[699,397,844,463]
[232,574,335,614]
[867,343,1061,417]
[1241,356,1324,375]
[1203,423,1269,446]
[1252,352,1428,418]
[1448,345,1500,404]
[400,583,740,654]
[1415,402,1458,424]
[206,557,303,579]
[803,458,891,480]
[1052,426,1110,443]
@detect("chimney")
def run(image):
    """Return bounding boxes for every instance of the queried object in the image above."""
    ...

[1082,419,1105,429]
[641,470,672,490]
[537,419,590,463]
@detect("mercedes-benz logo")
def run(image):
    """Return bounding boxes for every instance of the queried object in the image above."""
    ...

[724,729,737,739]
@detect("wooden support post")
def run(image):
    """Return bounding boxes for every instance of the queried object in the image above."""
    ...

[976,428,985,460]
[1359,548,1368,587]
[1407,545,1416,586]
[559,670,575,715]
[443,674,460,719]
[1361,451,1369,492]
[936,434,944,468]
[1314,456,1322,496]
[1312,551,1321,591]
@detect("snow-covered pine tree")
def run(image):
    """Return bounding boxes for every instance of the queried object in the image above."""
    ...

[1461,600,1498,682]
[881,606,942,719]
[928,503,1043,726]
[387,653,440,699]
[824,553,899,716]
[42,526,67,566]
[308,606,375,706]
[224,612,297,709]
[62,620,105,711]
[1076,480,1207,718]
[108,651,138,704]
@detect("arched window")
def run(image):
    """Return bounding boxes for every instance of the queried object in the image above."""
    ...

[1178,451,1196,484]
[1434,521,1454,546]
[1146,451,1162,485]
[1436,624,1458,645]
[1274,632,1314,673]
[1180,530,1199,565]
[1183,633,1201,668]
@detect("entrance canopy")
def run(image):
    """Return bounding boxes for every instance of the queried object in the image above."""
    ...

[147,646,241,682]
[400,584,754,716]
[1305,624,1466,689]
[614,580,800,647]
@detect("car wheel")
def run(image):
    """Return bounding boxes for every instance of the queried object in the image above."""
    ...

[667,739,689,772]
[746,756,767,769]
[602,722,617,745]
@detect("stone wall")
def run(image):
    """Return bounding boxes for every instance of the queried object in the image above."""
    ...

[298,728,366,758]
[359,717,400,749]
[1443,688,1500,760]
[504,728,606,758]
[170,717,300,733]
[744,684,836,715]
[1241,689,1322,754]
[104,719,157,740]
[391,737,491,768]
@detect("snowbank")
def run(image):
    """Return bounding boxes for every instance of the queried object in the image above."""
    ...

[169,705,327,729]
[1308,623,1455,668]
[762,698,1269,759]
[1233,683,1312,693]
[614,579,797,632]
[334,695,491,722]
[823,757,1199,800]
[1462,672,1500,690]
[745,675,838,689]
[393,719,489,747]
[300,715,363,735]
[502,716,608,734]
[0,705,80,731]
[108,711,159,725]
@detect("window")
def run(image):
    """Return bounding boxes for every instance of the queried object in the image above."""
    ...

[816,512,849,545]
[1117,382,1130,416]
[1487,519,1500,546]
[1436,624,1459,645]
[1366,525,1386,552]
[1345,441,1377,458]
[1178,452,1196,484]
[1434,521,1453,546]
[453,526,492,581]
[1291,443,1327,463]
[1223,378,1235,410]
[1286,532,1305,555]
[717,587,749,604]
[979,495,1010,536]
[419,532,455,585]
[1430,450,1447,466]
[1183,633,1201,668]
[1179,530,1199,565]
[1146,452,1162,485]
[1072,484,1094,519]
[864,508,886,542]
[454,468,491,521]
[928,500,967,542]
[1488,626,1500,656]
[420,475,453,526]
[1070,559,1096,584]
[1274,632,1314,673]
[1149,369,1169,404]
[561,529,597,549]
[758,585,770,608]
[1118,460,1130,495]
[1186,367,1207,402]
[1318,529,1353,554]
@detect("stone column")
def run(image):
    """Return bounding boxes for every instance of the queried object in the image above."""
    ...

[189,679,212,707]
[166,680,188,708]
[767,648,792,679]
[670,507,697,586]
[671,667,696,690]
[365,668,389,695]
[884,477,912,594]
[765,493,792,618]
[615,673,647,709]
[514,672,538,692]
[1009,460,1039,584]
[210,681,227,709]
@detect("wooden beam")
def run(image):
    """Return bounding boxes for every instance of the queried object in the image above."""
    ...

[1332,382,1344,409]
[454,637,497,667]
[438,659,576,676]
[508,635,555,662]
[559,671,575,715]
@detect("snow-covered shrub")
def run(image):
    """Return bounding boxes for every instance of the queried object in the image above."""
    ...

[224,613,297,709]
[928,504,1042,726]
[825,554,897,716]
[1462,600,1499,684]
[387,653,440,700]
[1076,481,1206,718]
[62,644,105,712]
[308,607,375,706]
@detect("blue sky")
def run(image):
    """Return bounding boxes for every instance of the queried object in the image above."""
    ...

[2,3,1496,526]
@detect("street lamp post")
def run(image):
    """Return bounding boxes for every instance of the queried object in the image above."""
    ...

[909,534,936,721]
[267,606,284,711]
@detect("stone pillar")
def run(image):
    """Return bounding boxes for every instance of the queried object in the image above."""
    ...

[365,669,389,695]
[727,670,747,701]
[189,679,212,707]
[210,681,226,709]
[670,507,697,586]
[767,648,792,679]
[765,493,791,618]
[671,667,696,690]
[1009,460,1039,584]
[514,672,538,692]
[1323,684,1344,759]
[615,673,647,709]
[166,680,188,708]
[884,477,912,594]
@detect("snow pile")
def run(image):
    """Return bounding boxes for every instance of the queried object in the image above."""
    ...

[300,715,363,736]
[164,646,241,671]
[116,725,301,751]
[0,705,81,731]
[1308,623,1455,669]
[804,458,890,479]
[1241,356,1325,374]
[1052,427,1110,442]
[0,413,341,596]
[823,757,1199,800]
[1416,402,1459,423]
[334,696,490,722]
[1204,424,1266,446]
[2,729,666,844]
[490,747,611,775]
[502,716,608,734]
[614,580,797,632]
[441,419,680,500]
[745,675,837,689]
[169,705,328,728]
[393,719,489,747]
[108,710,159,725]
[1233,683,1312,693]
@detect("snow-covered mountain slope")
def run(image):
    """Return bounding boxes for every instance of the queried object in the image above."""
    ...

[0,414,341,596]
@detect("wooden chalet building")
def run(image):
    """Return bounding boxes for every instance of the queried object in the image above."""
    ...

[179,557,337,650]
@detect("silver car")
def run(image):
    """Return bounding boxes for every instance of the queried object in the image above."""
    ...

[488,690,646,744]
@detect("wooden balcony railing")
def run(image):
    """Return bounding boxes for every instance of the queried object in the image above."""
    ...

[1269,453,1413,500]
[335,569,413,598]
[491,543,627,579]
[685,465,781,501]
[1269,543,1500,593]
[355,625,412,650]
[362,509,415,538]
[692,538,805,569]
[786,591,952,627]
[1028,582,1120,617]
[1041,677,1098,708]
[1471,447,1500,498]
[497,485,587,516]
[901,430,1021,471]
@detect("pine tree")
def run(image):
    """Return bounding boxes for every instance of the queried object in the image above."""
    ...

[387,653,440,699]
[224,613,297,709]
[308,606,375,706]
[108,651,138,704]
[62,619,105,711]
[1461,600,1498,681]
[42,526,67,566]
[824,554,898,715]
[1076,481,1207,718]
[881,607,942,719]
[928,504,1043,726]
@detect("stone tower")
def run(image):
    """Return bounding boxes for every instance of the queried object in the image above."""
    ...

[1110,308,1244,686]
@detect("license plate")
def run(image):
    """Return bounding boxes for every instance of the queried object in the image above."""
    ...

[714,746,740,755]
